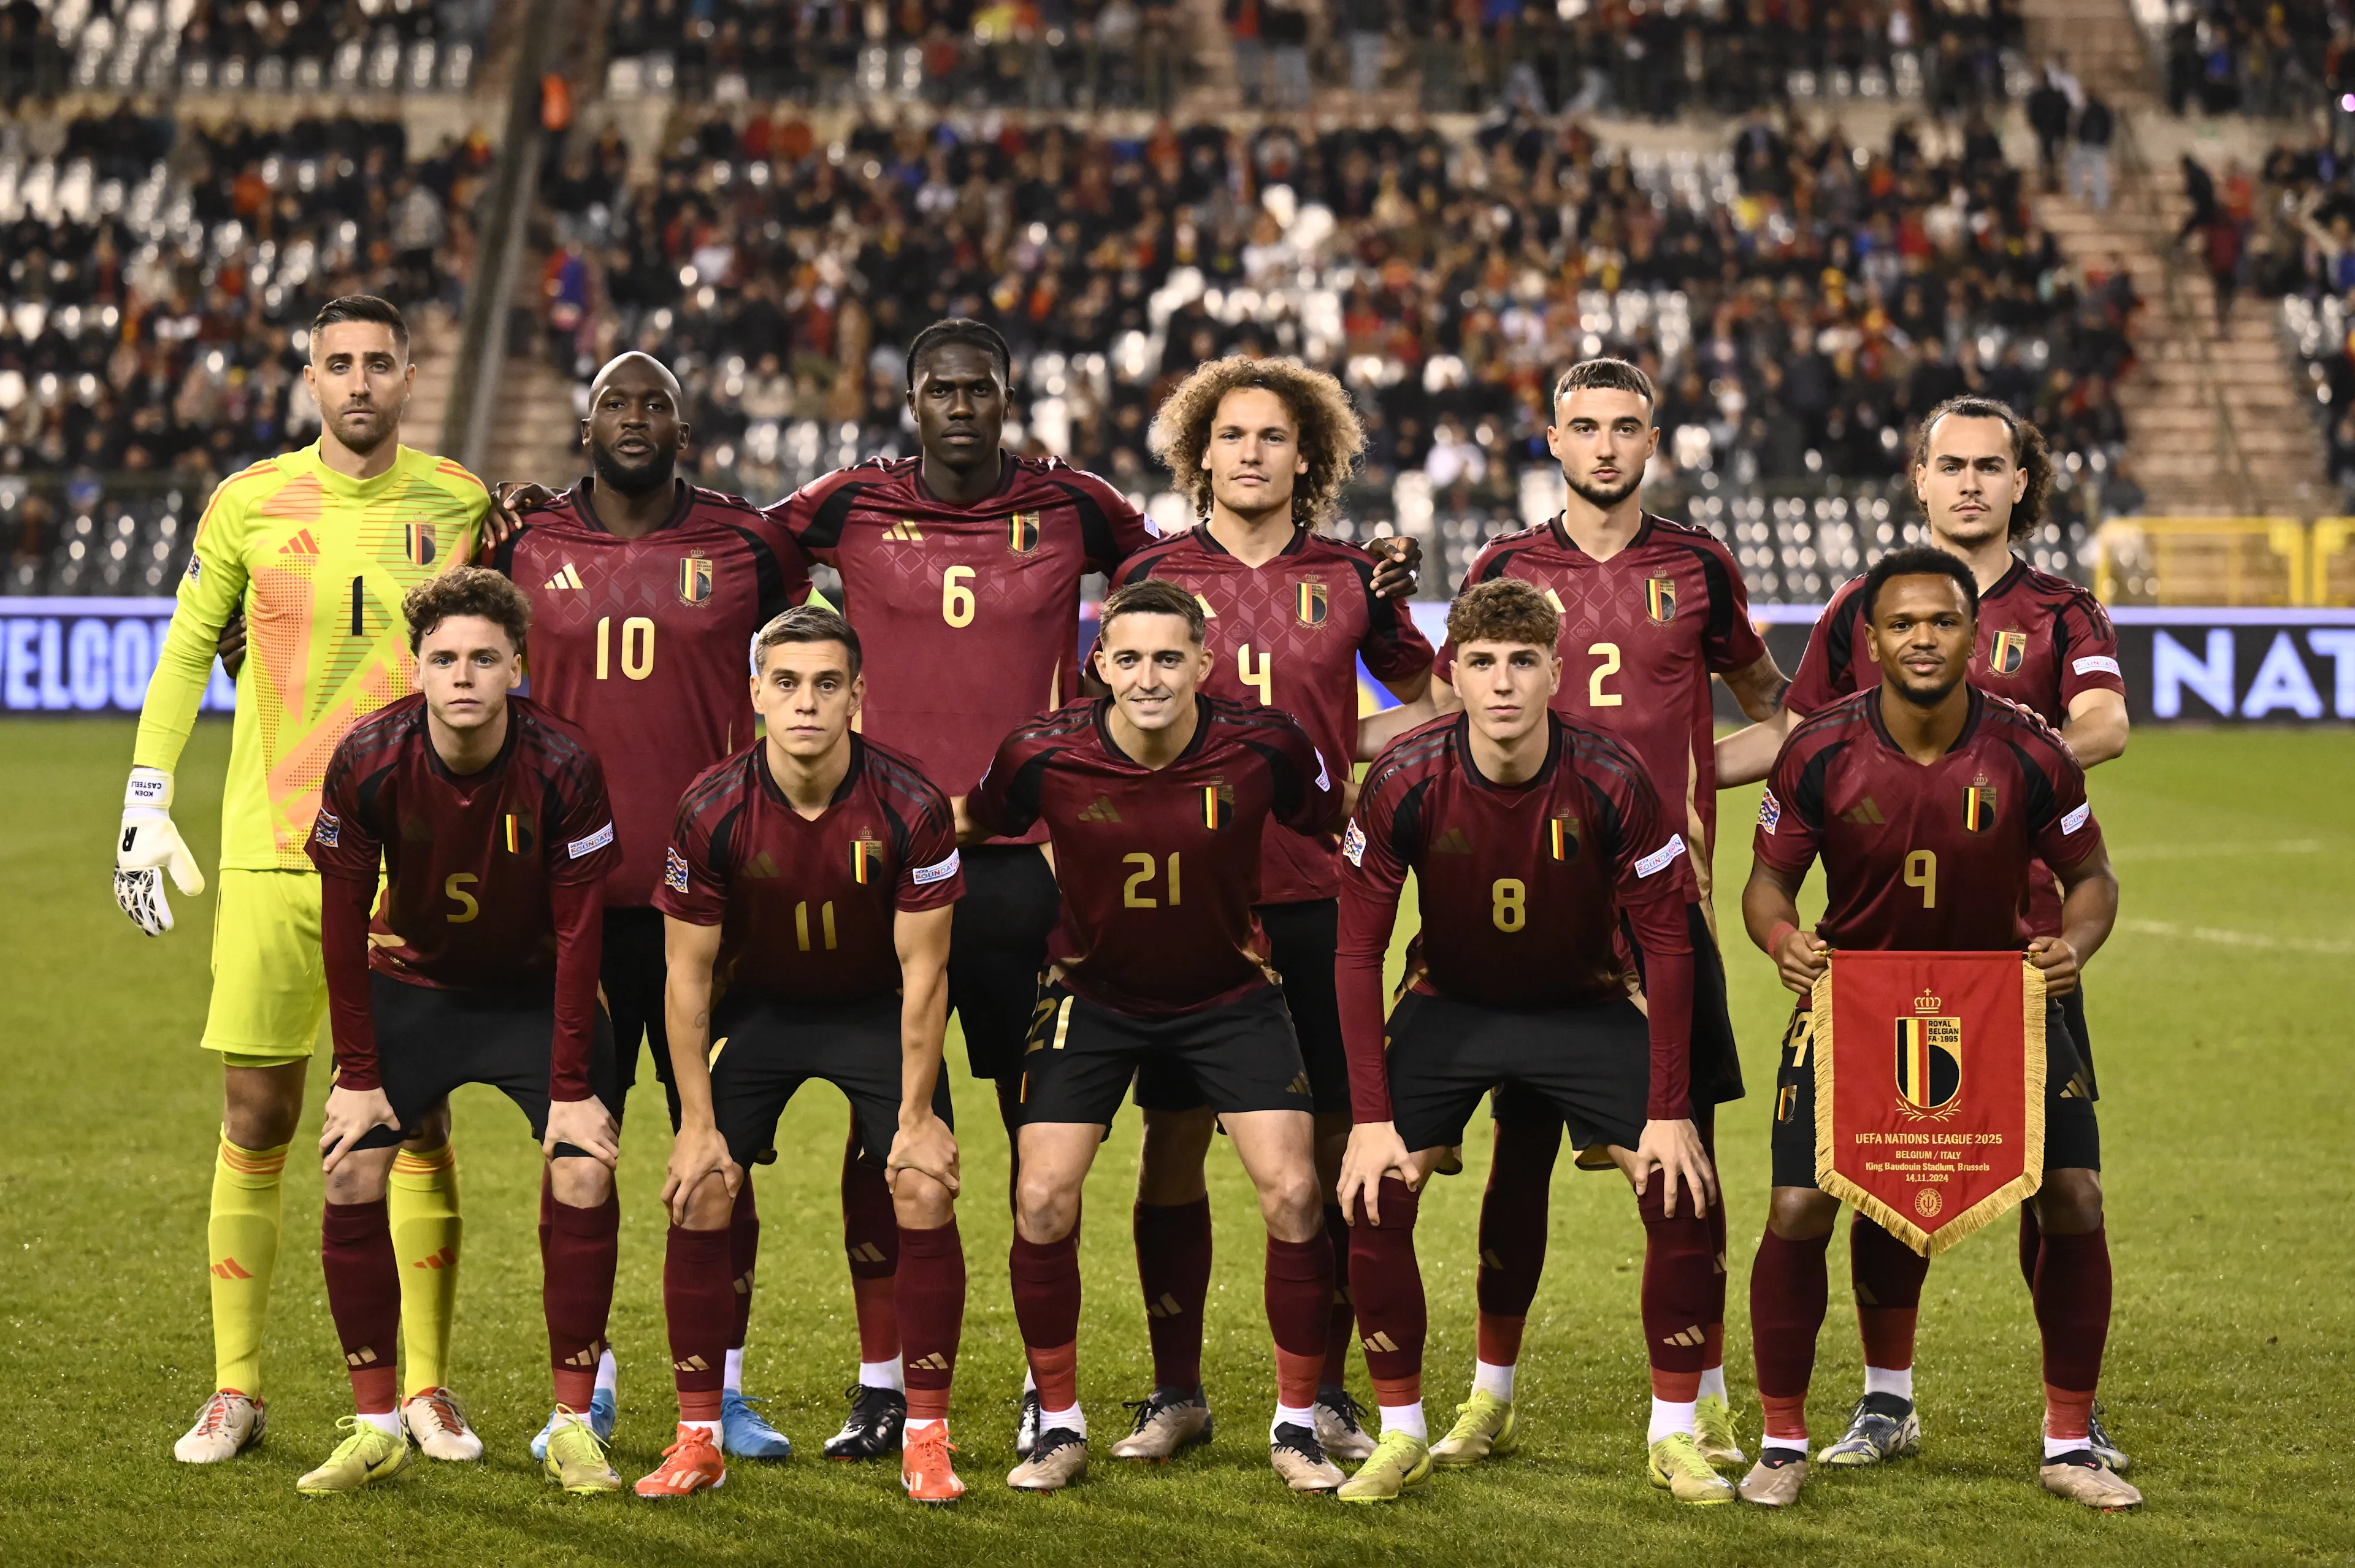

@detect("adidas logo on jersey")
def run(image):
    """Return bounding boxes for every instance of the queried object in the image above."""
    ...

[884,519,925,542]
[277,529,321,556]
[1430,827,1472,854]
[1077,795,1122,824]
[743,851,781,879]
[1840,797,1886,825]
[1195,593,1218,619]
[543,563,586,590]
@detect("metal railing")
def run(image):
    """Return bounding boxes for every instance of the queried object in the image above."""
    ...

[2095,517,2355,605]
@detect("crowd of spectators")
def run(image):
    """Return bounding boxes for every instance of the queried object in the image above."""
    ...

[0,102,494,592]
[2259,133,2355,496]
[595,0,2032,120]
[533,102,2131,593]
[0,0,490,105]
[2161,0,2343,119]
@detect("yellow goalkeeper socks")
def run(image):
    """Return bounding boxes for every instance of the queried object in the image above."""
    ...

[207,1134,288,1395]
[389,1142,463,1396]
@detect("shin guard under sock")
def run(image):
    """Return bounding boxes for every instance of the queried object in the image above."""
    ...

[207,1134,287,1396]
[1638,1172,1715,1402]
[1348,1179,1426,1410]
[321,1199,400,1413]
[545,1191,620,1411]
[898,1221,966,1422]
[388,1141,462,1396]
[1750,1228,1832,1444]
[664,1224,732,1421]
[1133,1197,1212,1391]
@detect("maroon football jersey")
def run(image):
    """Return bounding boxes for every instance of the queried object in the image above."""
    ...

[1786,555,2123,933]
[655,735,963,1006]
[1446,513,1766,877]
[310,693,620,985]
[967,694,1344,1014]
[1753,686,2102,951]
[1111,524,1434,903]
[768,453,1157,837]
[492,479,813,907]
[1341,711,1694,1010]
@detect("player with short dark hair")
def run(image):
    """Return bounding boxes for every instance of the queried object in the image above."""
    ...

[640,603,970,1502]
[1720,400,2132,1473]
[124,293,489,1466]
[967,578,1351,1495]
[1331,578,1728,1504]
[1359,358,1786,1472]
[299,567,630,1497]
[1098,356,1436,1465]
[488,349,813,1463]
[1737,548,2135,1512]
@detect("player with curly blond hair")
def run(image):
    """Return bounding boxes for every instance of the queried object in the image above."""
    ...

[1097,356,1439,1472]
[1147,354,1370,531]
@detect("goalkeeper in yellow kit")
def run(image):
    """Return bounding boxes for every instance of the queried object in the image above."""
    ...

[117,296,492,1463]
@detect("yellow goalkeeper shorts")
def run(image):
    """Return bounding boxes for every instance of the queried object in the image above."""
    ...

[201,868,327,1068]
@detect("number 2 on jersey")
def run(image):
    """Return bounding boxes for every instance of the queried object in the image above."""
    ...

[1587,642,1622,707]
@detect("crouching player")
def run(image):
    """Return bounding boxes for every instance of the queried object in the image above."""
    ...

[967,578,1350,1494]
[301,567,628,1496]
[1333,578,1729,1504]
[643,605,969,1502]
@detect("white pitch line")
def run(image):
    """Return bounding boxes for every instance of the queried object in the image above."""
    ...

[2106,840,2326,860]
[2121,919,2355,957]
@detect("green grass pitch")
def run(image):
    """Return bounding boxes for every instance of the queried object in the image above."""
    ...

[1,719,2347,1566]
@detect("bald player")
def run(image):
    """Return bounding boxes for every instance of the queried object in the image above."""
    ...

[486,351,813,1461]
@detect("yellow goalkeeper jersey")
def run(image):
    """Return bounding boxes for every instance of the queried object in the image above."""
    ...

[134,441,489,871]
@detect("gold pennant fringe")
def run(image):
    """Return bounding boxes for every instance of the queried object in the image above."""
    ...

[1812,957,2048,1256]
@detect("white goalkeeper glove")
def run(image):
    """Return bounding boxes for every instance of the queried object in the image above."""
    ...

[115,766,206,936]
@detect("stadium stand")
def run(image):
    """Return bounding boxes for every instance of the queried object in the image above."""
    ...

[0,104,493,594]
[526,102,2118,597]
[0,0,490,101]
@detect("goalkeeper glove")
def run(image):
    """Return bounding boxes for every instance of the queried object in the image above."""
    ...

[115,766,206,936]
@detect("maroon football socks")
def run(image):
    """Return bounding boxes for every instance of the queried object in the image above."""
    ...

[544,1189,619,1411]
[896,1220,965,1422]
[664,1223,732,1421]
[321,1198,400,1415]
[1133,1197,1212,1392]
[1347,1177,1427,1410]
[1751,1226,1832,1447]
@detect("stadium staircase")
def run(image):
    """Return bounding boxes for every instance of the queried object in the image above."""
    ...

[398,305,465,460]
[2023,0,2327,517]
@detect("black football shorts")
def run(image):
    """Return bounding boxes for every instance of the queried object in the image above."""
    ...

[1387,990,1650,1158]
[1769,996,2101,1188]
[949,843,1061,1083]
[355,973,620,1156]
[706,991,954,1171]
[601,904,680,1128]
[1017,977,1313,1128]
[1492,901,1742,1131]
[1133,897,1350,1117]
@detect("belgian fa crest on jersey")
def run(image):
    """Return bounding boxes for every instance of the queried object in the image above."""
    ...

[1988,629,2028,676]
[678,553,714,607]
[850,836,886,884]
[1009,511,1041,554]
[503,812,535,854]
[404,523,437,566]
[1963,779,1999,833]
[1201,780,1236,830]
[1547,813,1581,860]
[1644,575,1677,625]
[1295,581,1328,626]
[1894,995,1963,1120]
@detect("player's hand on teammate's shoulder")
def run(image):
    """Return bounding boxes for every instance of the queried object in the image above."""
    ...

[486,480,560,545]
[2026,935,2081,996]
[214,609,247,680]
[1338,1120,1420,1225]
[319,1084,399,1171]
[661,1120,740,1225]
[887,1113,960,1197]
[1368,534,1422,600]
[1630,1119,1718,1219]
[545,1096,621,1168]
[1773,927,1831,996]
